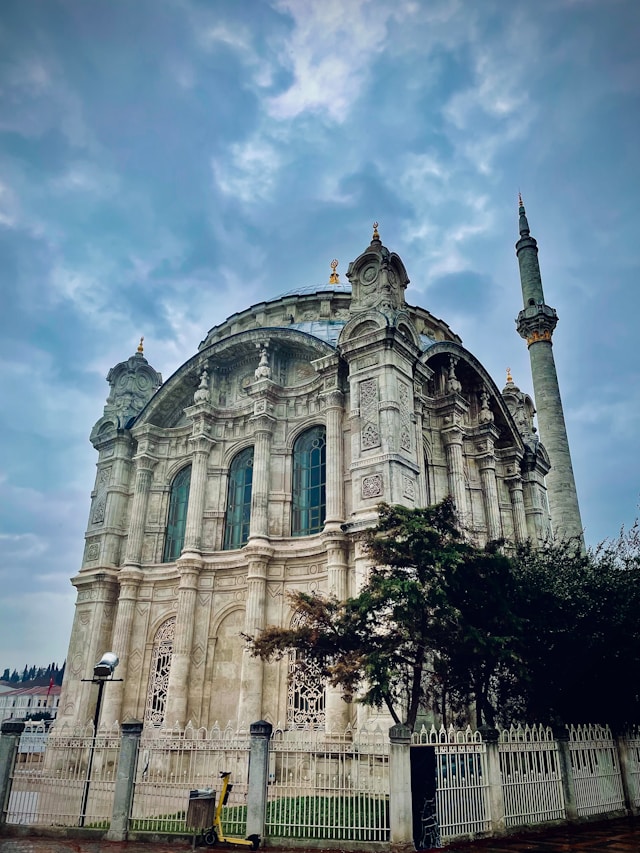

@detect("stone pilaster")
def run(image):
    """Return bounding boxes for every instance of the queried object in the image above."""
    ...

[441,424,468,524]
[323,532,350,730]
[238,546,273,726]
[322,388,345,529]
[506,475,528,544]
[248,415,275,540]
[164,558,200,726]
[475,428,502,542]
[123,451,158,566]
[100,568,143,725]
[183,432,215,554]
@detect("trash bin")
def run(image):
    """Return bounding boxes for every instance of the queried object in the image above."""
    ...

[187,788,216,830]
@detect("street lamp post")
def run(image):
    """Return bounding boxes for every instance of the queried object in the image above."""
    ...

[79,652,121,827]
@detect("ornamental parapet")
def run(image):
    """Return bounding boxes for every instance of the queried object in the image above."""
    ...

[516,303,558,346]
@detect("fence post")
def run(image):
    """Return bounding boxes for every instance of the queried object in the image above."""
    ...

[106,718,143,841]
[478,726,505,834]
[616,734,638,815]
[389,723,414,851]
[246,720,272,841]
[0,720,25,828]
[553,725,578,820]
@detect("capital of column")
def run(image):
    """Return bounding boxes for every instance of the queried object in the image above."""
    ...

[133,451,158,475]
[249,411,276,436]
[441,423,465,447]
[244,541,275,563]
[516,304,558,347]
[118,567,143,595]
[320,388,344,409]
[188,432,216,456]
[175,556,203,585]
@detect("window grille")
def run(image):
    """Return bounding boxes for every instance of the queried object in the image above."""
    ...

[162,465,191,562]
[144,618,175,727]
[292,426,326,536]
[223,447,254,550]
[286,610,326,728]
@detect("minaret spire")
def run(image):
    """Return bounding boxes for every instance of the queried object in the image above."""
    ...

[515,197,584,547]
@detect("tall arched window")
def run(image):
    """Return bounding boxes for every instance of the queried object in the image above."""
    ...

[223,447,254,550]
[145,617,175,727]
[292,426,326,536]
[162,465,191,562]
[287,611,325,728]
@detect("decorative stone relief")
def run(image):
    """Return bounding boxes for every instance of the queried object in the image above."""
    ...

[400,427,412,452]
[403,477,416,500]
[360,378,381,451]
[446,356,462,394]
[84,539,100,562]
[362,474,383,498]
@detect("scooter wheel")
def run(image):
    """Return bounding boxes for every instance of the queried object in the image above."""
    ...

[203,828,218,847]
[247,833,260,850]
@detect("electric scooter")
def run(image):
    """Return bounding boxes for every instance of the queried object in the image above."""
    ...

[200,771,260,849]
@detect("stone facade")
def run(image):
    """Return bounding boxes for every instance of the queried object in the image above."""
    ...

[59,219,578,731]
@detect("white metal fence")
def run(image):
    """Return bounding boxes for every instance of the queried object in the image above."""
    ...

[499,724,565,827]
[412,725,490,839]
[624,725,640,809]
[6,720,119,828]
[266,722,390,842]
[129,722,250,836]
[569,724,625,817]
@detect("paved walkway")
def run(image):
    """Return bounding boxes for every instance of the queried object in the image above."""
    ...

[1,817,640,852]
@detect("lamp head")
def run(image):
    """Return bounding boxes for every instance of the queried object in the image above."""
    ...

[93,652,119,679]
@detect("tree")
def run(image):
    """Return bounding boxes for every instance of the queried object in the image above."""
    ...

[248,499,523,729]
[509,522,640,729]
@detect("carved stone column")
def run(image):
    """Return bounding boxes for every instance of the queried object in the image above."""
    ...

[442,424,468,523]
[475,427,502,542]
[100,567,142,725]
[164,559,200,726]
[323,389,345,529]
[183,433,216,554]
[507,476,528,544]
[238,547,273,725]
[323,533,350,730]
[123,451,158,566]
[249,413,275,540]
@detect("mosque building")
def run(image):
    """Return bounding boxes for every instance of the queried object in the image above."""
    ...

[57,202,582,731]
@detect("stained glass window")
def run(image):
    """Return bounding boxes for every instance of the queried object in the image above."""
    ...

[223,447,254,550]
[292,426,326,536]
[162,465,191,563]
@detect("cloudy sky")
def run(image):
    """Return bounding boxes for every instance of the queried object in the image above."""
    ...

[1,0,638,671]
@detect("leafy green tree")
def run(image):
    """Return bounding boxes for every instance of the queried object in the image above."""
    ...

[509,522,640,729]
[249,499,523,729]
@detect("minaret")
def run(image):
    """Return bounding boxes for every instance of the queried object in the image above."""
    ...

[515,196,584,545]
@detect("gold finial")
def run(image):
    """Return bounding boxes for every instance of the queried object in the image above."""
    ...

[518,191,523,208]
[372,221,380,241]
[137,336,144,354]
[329,258,340,284]
[506,366,513,384]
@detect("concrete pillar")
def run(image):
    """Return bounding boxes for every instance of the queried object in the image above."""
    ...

[553,725,578,820]
[478,726,505,833]
[246,720,273,841]
[123,453,157,565]
[106,719,143,841]
[184,434,215,554]
[478,457,502,541]
[616,735,638,815]
[507,477,528,544]
[100,568,142,726]
[442,426,468,523]
[388,724,414,850]
[164,559,200,726]
[0,720,25,828]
